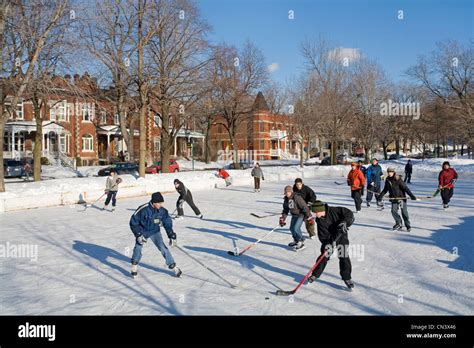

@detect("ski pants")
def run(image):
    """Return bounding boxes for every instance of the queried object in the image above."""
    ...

[177,191,201,216]
[254,177,261,190]
[351,189,363,211]
[289,215,304,242]
[391,200,411,228]
[366,183,381,203]
[441,188,454,205]
[131,232,175,267]
[105,191,117,207]
[404,172,412,183]
[312,235,352,281]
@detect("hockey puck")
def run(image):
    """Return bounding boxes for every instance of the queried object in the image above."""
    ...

[265,297,270,300]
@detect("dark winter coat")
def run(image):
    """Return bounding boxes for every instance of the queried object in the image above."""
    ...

[292,184,317,204]
[282,194,311,219]
[174,179,189,200]
[379,175,417,201]
[438,168,458,189]
[129,202,175,239]
[366,164,383,187]
[315,204,354,242]
[405,162,413,174]
[359,165,367,176]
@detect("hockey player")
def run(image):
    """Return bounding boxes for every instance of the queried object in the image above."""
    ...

[129,192,181,278]
[347,162,366,213]
[379,167,418,232]
[307,200,355,290]
[293,178,317,239]
[174,179,203,219]
[438,161,458,209]
[404,160,413,184]
[102,169,122,211]
[365,158,383,207]
[279,185,313,251]
[217,168,232,187]
[251,162,264,192]
[357,160,367,176]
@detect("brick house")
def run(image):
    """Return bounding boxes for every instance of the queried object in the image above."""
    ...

[209,92,304,161]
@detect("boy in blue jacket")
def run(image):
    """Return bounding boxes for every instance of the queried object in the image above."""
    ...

[365,158,384,207]
[129,192,181,278]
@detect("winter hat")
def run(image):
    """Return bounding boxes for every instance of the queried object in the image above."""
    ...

[311,200,326,213]
[294,178,303,184]
[387,167,396,173]
[284,185,293,194]
[351,161,358,166]
[442,161,450,167]
[173,179,180,185]
[371,158,378,162]
[151,192,164,203]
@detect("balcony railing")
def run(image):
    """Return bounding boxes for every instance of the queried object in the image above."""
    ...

[269,130,287,139]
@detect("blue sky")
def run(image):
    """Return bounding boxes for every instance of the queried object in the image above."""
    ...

[198,0,473,85]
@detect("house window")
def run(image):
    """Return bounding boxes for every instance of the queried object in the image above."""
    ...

[259,122,264,132]
[50,100,67,121]
[82,103,93,122]
[100,110,107,124]
[154,114,161,128]
[59,134,67,153]
[154,137,161,151]
[82,134,94,151]
[260,140,265,150]
[5,99,23,120]
[114,114,120,125]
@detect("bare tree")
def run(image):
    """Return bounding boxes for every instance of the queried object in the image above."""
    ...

[407,40,473,156]
[300,36,359,165]
[0,0,68,192]
[208,41,269,168]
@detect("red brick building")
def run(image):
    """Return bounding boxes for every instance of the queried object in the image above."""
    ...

[209,92,303,161]
[3,73,204,167]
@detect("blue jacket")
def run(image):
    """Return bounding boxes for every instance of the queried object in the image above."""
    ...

[129,202,176,240]
[366,164,383,187]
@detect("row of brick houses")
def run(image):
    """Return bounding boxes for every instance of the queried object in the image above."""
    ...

[3,74,307,166]
[3,73,206,167]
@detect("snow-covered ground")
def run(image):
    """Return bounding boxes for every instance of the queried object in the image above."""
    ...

[0,174,472,315]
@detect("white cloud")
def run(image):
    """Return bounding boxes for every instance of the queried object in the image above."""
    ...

[328,47,361,63]
[267,62,279,73]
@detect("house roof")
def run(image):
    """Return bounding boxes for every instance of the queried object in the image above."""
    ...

[252,91,270,112]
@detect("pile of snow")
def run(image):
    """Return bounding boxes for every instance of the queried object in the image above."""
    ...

[0,165,347,212]
[41,165,107,179]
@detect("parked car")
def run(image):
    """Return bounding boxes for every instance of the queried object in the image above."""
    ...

[228,162,251,170]
[145,159,180,174]
[3,159,24,178]
[320,156,331,165]
[388,154,402,160]
[98,162,138,176]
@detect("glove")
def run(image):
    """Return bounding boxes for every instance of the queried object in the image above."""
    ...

[262,177,265,181]
[450,179,457,185]
[279,216,286,227]
[411,196,417,201]
[370,182,375,187]
[169,239,177,247]
[136,235,147,245]
[116,178,122,184]
[168,231,177,240]
[307,217,315,225]
[336,222,348,235]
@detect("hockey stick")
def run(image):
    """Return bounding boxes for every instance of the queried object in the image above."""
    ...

[433,184,453,197]
[276,234,343,296]
[82,193,106,210]
[227,225,280,256]
[250,212,280,219]
[366,189,432,200]
[175,245,238,289]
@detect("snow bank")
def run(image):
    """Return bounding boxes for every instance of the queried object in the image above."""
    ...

[0,165,347,213]
[378,158,474,179]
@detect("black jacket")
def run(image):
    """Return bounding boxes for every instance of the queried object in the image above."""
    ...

[379,175,416,201]
[292,184,317,204]
[282,194,311,219]
[174,179,189,200]
[405,162,413,174]
[315,204,354,242]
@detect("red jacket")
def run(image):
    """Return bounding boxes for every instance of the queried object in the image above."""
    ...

[438,168,458,188]
[218,169,230,179]
[347,168,366,191]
